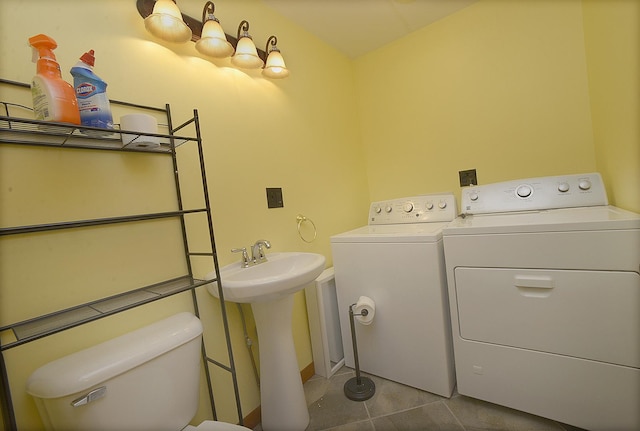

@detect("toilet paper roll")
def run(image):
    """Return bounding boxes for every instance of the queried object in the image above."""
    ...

[120,114,160,148]
[354,296,375,325]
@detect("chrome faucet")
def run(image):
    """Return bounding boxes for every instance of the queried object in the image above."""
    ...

[231,240,271,268]
[251,239,271,264]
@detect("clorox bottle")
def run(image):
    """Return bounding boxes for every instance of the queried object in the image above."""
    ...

[28,34,81,124]
[70,49,113,131]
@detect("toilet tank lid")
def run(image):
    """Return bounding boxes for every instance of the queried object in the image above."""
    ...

[26,312,203,399]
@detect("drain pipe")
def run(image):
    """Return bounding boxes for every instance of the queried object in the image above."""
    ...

[237,303,260,387]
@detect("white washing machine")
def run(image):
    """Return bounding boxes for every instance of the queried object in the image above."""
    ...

[331,193,457,397]
[443,173,640,431]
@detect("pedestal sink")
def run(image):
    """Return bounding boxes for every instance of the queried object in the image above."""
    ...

[206,252,326,431]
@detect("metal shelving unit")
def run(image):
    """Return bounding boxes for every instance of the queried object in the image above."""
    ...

[0,79,243,430]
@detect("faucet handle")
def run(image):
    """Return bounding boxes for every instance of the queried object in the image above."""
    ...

[231,247,250,268]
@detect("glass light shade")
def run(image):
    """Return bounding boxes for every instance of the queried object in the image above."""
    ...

[262,50,289,79]
[144,0,192,43]
[195,20,234,58]
[231,37,264,69]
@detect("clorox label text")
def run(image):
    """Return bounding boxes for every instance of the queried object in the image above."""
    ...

[76,83,96,97]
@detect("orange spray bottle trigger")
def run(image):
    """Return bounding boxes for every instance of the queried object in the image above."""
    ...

[28,34,58,62]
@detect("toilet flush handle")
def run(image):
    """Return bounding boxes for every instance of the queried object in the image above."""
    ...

[71,386,107,407]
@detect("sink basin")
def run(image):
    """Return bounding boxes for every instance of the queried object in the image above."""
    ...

[207,252,326,303]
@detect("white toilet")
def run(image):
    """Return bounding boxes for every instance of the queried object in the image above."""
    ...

[26,312,251,431]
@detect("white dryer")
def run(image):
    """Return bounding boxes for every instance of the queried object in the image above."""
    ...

[331,193,457,397]
[443,173,640,431]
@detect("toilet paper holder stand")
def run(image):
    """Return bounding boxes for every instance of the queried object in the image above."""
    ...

[344,303,376,401]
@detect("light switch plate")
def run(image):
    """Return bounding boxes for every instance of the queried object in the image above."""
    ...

[459,169,477,187]
[266,188,284,208]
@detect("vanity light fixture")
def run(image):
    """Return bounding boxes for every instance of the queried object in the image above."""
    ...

[262,36,289,79]
[231,20,264,69]
[143,0,192,43]
[136,0,289,79]
[137,0,289,78]
[195,1,234,58]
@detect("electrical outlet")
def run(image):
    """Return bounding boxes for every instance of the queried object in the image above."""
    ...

[266,187,284,208]
[459,169,477,187]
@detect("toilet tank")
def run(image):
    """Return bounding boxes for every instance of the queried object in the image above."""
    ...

[26,312,204,431]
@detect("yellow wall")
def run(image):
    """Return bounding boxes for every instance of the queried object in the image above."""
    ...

[583,0,640,212]
[0,0,368,429]
[1,0,638,430]
[354,0,597,203]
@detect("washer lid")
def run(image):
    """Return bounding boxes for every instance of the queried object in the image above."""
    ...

[331,222,449,243]
[444,205,640,236]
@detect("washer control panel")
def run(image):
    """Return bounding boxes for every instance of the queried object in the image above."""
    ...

[369,193,457,224]
[461,173,608,215]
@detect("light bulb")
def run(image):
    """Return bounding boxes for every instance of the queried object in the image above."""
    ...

[196,19,234,58]
[263,49,289,79]
[144,0,192,43]
[232,36,264,69]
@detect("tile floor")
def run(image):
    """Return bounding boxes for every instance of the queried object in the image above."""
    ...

[254,367,587,431]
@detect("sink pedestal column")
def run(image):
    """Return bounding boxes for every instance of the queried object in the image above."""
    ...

[251,294,309,431]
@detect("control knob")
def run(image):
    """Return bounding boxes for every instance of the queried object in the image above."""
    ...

[438,200,447,209]
[403,202,414,213]
[385,205,392,213]
[426,202,434,210]
[579,179,592,190]
[558,182,570,193]
[516,184,533,198]
[469,191,479,201]
[373,206,382,214]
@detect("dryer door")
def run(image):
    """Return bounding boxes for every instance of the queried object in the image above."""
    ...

[454,267,640,367]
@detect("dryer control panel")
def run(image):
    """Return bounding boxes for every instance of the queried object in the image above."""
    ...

[369,194,457,224]
[461,173,608,215]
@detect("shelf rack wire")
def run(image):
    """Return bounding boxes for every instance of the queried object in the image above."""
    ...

[0,78,243,430]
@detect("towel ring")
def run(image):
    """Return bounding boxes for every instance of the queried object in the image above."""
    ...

[296,214,317,243]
